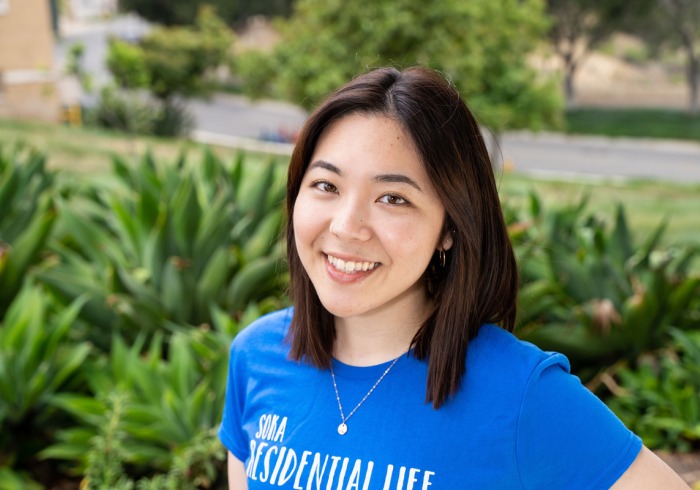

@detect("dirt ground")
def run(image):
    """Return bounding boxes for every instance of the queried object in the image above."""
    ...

[573,51,689,109]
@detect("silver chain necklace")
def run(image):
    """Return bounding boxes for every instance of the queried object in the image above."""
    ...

[330,356,401,435]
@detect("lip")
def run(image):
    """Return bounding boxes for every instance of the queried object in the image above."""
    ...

[323,253,381,284]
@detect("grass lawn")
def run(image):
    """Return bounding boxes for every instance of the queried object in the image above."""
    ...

[498,172,700,250]
[565,108,700,142]
[0,118,286,174]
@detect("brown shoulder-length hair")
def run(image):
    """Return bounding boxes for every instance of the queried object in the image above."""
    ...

[285,66,518,408]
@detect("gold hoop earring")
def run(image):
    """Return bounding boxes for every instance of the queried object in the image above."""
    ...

[439,249,446,268]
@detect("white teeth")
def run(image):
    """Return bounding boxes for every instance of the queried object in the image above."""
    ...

[327,254,379,273]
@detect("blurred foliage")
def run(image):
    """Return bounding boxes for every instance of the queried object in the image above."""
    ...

[237,0,563,131]
[37,149,287,348]
[108,7,233,100]
[66,42,93,93]
[119,0,293,26]
[0,144,285,487]
[85,87,195,137]
[606,329,700,451]
[0,283,90,489]
[545,0,641,105]
[565,108,700,142]
[622,0,700,114]
[2,139,700,487]
[511,192,700,381]
[0,145,56,318]
[41,330,229,484]
[103,7,234,136]
[106,41,150,90]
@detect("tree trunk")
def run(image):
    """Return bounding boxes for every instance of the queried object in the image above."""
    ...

[564,68,575,109]
[688,52,699,115]
[563,53,577,109]
[673,5,699,115]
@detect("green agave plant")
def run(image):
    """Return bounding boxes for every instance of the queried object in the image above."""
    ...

[37,149,288,346]
[512,192,700,380]
[0,282,90,487]
[41,322,231,484]
[0,144,57,318]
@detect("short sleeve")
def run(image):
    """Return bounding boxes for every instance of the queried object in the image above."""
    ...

[218,339,250,462]
[516,356,642,490]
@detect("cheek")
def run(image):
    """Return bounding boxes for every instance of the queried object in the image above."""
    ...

[292,196,321,251]
[384,217,440,249]
[380,221,437,268]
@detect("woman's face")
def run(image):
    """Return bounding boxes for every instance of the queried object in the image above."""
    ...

[293,113,452,322]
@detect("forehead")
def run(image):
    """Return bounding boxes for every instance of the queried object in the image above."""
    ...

[310,113,426,176]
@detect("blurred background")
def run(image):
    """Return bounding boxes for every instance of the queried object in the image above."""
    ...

[1,1,700,489]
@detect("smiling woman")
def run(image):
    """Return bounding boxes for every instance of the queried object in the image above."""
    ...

[218,67,690,490]
[293,114,451,336]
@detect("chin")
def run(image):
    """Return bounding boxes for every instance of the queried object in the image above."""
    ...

[317,298,368,319]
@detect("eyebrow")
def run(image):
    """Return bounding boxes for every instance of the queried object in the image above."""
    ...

[373,173,423,192]
[308,160,423,192]
[308,160,341,174]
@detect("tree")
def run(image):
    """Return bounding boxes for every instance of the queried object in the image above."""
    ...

[105,7,234,135]
[634,0,700,115]
[119,0,294,26]
[545,0,633,107]
[237,0,563,132]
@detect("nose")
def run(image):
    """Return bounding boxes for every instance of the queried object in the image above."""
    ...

[329,196,372,241]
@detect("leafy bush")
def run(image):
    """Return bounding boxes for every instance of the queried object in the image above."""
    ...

[42,329,229,484]
[150,99,195,137]
[237,0,563,130]
[606,329,700,451]
[37,149,288,347]
[0,283,90,487]
[85,87,195,137]
[0,145,56,317]
[85,86,158,135]
[102,7,234,137]
[512,192,700,380]
[106,40,150,90]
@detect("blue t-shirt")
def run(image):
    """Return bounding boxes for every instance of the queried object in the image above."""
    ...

[219,308,641,489]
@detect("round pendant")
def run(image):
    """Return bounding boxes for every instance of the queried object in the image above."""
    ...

[338,423,348,435]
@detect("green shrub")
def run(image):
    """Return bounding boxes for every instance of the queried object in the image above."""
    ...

[0,144,56,317]
[102,7,234,137]
[86,86,157,135]
[106,39,150,90]
[37,149,288,347]
[150,99,195,137]
[0,283,90,484]
[606,329,700,452]
[41,329,229,486]
[512,192,700,380]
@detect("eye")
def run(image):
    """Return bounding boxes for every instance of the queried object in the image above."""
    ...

[378,194,408,206]
[311,180,338,194]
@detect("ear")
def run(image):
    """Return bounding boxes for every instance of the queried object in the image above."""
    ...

[441,231,454,251]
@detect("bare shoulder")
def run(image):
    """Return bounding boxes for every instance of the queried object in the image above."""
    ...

[611,446,690,489]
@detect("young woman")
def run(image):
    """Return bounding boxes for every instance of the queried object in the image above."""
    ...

[219,67,689,489]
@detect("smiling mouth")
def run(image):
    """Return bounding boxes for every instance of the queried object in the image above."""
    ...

[326,254,380,273]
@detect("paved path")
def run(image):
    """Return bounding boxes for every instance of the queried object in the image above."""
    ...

[497,132,700,183]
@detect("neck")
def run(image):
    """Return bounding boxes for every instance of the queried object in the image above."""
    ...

[333,295,433,366]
